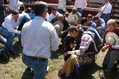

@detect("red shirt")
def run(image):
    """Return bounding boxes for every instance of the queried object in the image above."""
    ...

[105,27,119,50]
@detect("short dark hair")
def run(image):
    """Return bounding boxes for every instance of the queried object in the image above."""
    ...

[87,14,92,18]
[11,10,19,15]
[94,16,99,21]
[25,7,33,13]
[51,7,57,10]
[67,26,79,32]
[72,7,77,14]
[33,1,47,16]
[81,17,88,25]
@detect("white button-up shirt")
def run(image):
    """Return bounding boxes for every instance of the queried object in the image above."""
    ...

[75,0,87,9]
[9,0,23,10]
[48,12,59,22]
[103,2,112,14]
[2,14,20,34]
[58,0,66,12]
[2,13,30,34]
[21,16,59,58]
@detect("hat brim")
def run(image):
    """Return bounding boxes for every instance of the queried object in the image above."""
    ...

[105,32,119,45]
[53,21,64,34]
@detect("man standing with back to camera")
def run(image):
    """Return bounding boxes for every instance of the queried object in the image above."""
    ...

[21,1,59,79]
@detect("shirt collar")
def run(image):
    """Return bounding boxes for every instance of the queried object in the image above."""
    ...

[35,16,45,20]
[10,14,17,22]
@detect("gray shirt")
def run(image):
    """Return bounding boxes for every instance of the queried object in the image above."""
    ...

[96,18,106,30]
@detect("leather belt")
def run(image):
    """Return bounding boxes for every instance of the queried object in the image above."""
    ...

[23,54,47,61]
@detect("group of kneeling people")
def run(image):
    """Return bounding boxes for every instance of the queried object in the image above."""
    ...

[58,19,119,79]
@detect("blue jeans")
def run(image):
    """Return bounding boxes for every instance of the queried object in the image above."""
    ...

[103,50,119,68]
[22,55,48,79]
[97,29,105,38]
[58,9,65,14]
[0,8,5,27]
[101,14,110,25]
[77,8,84,15]
[0,27,14,51]
[0,35,7,46]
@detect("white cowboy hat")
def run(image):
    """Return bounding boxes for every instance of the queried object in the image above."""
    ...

[68,13,78,24]
[105,32,119,45]
[53,21,64,35]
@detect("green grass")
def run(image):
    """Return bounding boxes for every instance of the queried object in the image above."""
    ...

[0,37,118,79]
[0,37,64,79]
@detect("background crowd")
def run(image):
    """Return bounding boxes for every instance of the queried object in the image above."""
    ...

[1,0,119,79]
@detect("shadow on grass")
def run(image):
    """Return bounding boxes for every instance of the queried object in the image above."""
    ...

[51,44,64,59]
[83,63,119,79]
[81,62,102,79]
[22,67,34,79]
[0,41,22,64]
[0,57,9,64]
[10,41,23,59]
[104,65,118,79]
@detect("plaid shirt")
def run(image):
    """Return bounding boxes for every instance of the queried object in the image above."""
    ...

[79,33,93,51]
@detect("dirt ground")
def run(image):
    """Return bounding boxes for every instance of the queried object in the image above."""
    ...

[46,70,60,79]
[46,49,119,79]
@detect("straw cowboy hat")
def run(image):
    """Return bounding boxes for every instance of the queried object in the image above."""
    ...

[68,14,78,23]
[105,32,119,45]
[53,21,64,35]
[68,13,79,25]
